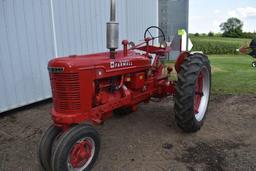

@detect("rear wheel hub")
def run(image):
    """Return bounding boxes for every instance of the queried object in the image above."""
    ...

[194,67,210,122]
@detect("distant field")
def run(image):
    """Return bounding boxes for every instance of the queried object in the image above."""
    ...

[209,55,256,95]
[191,36,251,55]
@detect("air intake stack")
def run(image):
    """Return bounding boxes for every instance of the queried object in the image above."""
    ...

[107,0,119,59]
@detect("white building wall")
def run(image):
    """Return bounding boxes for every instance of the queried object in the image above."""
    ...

[0,0,158,113]
[53,0,158,56]
[0,0,55,112]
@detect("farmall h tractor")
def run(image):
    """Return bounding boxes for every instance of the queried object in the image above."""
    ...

[38,1,211,171]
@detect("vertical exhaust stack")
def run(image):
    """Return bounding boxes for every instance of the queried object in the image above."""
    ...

[107,0,119,59]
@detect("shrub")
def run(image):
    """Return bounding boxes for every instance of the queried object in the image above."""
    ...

[242,32,256,39]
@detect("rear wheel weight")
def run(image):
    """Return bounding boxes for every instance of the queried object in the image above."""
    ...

[51,124,100,171]
[38,124,62,171]
[174,53,211,133]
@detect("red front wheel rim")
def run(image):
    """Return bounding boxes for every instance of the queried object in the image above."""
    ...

[68,137,95,171]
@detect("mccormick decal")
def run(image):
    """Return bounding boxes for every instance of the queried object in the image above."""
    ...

[110,60,133,69]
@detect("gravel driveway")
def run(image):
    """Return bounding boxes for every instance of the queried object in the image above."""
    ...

[0,95,255,171]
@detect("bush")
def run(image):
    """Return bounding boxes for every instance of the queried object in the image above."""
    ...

[222,30,243,38]
[191,37,250,55]
[242,32,256,39]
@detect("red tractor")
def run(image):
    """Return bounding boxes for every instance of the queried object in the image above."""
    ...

[38,1,211,171]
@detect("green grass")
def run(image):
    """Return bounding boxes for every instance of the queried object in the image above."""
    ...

[166,55,256,95]
[191,36,251,55]
[209,55,256,95]
[185,36,255,94]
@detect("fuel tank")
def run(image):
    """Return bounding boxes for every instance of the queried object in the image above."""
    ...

[48,50,151,76]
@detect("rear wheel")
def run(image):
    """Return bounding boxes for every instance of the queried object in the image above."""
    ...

[174,53,211,132]
[51,124,100,171]
[38,124,62,171]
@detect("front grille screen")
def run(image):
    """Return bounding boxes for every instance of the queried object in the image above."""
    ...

[50,73,81,113]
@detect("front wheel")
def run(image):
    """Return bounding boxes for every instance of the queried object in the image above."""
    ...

[174,53,211,132]
[51,124,100,171]
[38,124,62,171]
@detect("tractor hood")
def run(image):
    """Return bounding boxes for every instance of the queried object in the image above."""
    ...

[48,50,151,74]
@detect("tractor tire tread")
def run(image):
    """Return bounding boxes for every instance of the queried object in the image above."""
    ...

[51,124,100,171]
[174,53,211,133]
[38,125,61,171]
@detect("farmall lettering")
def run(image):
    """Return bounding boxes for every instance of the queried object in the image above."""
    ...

[110,60,133,69]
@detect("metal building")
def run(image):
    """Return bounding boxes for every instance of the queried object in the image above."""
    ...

[0,0,188,113]
[159,0,189,59]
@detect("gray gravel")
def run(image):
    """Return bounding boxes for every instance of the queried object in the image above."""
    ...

[0,95,255,171]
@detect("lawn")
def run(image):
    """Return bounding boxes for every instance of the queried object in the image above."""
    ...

[188,36,255,94]
[167,54,256,95]
[209,55,256,95]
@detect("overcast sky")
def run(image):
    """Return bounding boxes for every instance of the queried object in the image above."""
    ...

[189,0,256,33]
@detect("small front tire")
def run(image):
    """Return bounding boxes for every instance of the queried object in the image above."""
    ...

[38,124,62,171]
[51,124,100,171]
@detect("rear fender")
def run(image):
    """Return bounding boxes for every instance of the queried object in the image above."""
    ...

[175,51,190,73]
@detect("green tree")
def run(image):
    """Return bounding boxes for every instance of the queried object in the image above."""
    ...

[208,32,214,37]
[194,33,200,37]
[220,18,243,38]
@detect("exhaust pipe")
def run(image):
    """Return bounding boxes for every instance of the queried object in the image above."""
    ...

[110,0,116,21]
[107,0,119,58]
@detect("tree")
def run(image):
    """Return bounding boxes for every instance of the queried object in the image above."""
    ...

[208,32,214,37]
[220,18,243,38]
[194,33,200,37]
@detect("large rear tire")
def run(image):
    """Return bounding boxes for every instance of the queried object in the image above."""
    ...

[38,124,62,171]
[51,124,100,171]
[174,53,211,132]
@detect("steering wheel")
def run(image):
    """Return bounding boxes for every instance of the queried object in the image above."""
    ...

[144,26,166,46]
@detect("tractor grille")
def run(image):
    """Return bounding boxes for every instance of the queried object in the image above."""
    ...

[50,73,81,113]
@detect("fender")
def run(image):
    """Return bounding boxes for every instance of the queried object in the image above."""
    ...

[175,51,190,73]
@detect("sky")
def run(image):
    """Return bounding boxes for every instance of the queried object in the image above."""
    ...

[189,0,256,33]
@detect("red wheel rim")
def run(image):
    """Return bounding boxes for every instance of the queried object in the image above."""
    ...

[194,71,204,114]
[68,138,95,170]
